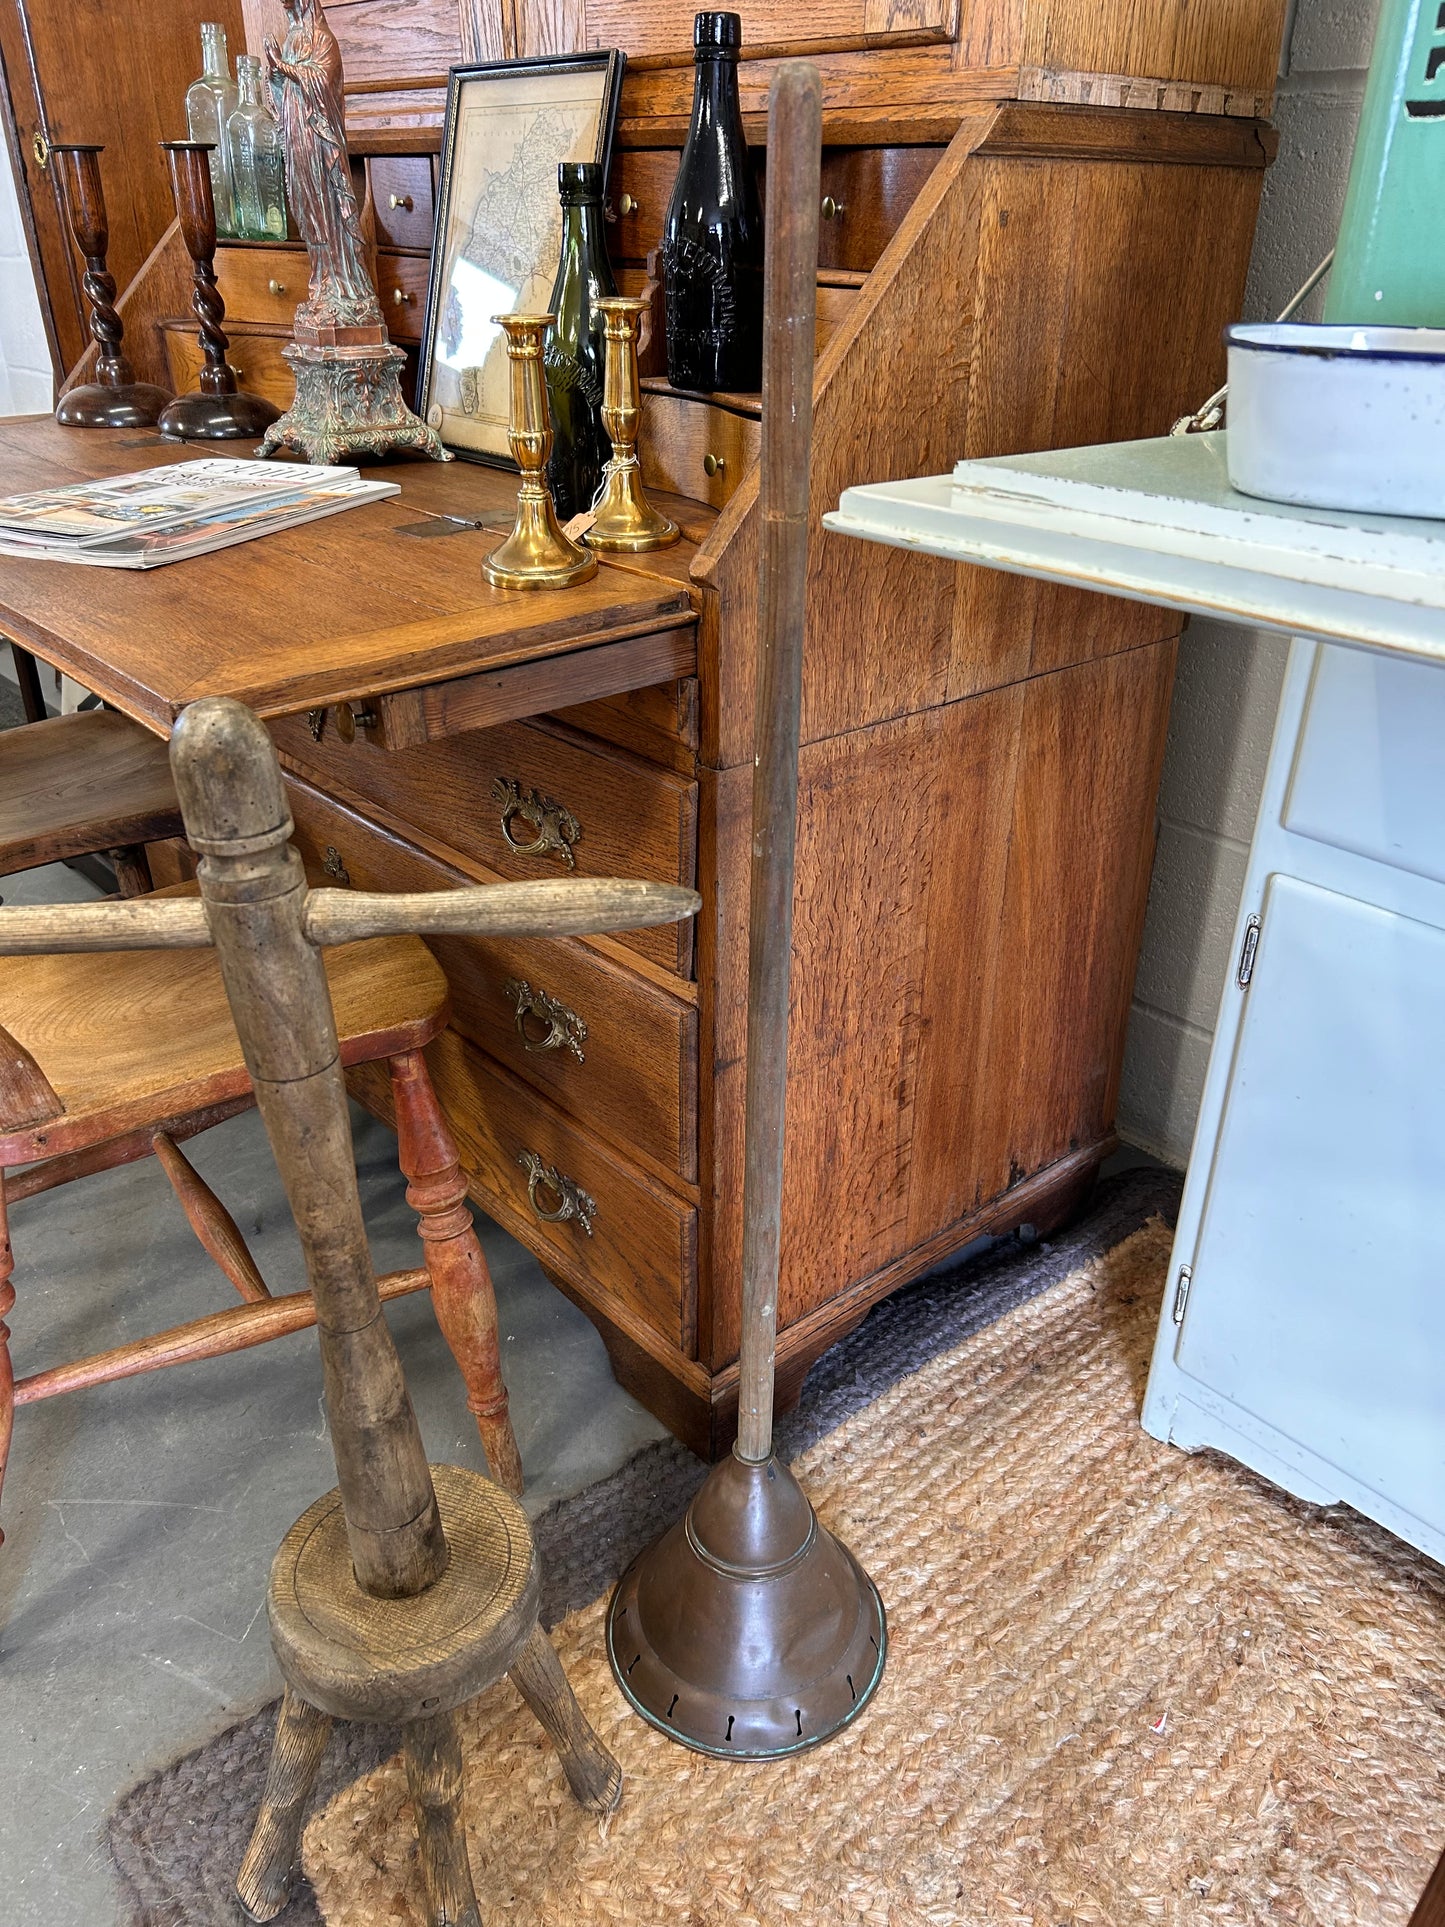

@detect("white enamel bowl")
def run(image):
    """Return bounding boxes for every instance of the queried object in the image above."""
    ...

[1225,322,1445,520]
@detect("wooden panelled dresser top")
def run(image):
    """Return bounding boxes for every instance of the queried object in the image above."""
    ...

[36,0,1287,1454]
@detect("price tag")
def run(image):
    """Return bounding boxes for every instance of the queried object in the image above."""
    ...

[562,510,597,542]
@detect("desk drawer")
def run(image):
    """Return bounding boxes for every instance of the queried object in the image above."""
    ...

[274,714,697,978]
[640,390,760,511]
[376,251,429,342]
[605,150,678,264]
[371,156,435,250]
[286,777,698,1179]
[815,147,942,273]
[354,1031,694,1349]
[215,244,307,325]
[161,322,296,412]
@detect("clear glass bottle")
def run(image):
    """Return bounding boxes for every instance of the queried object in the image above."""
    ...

[185,22,239,238]
[661,11,764,393]
[544,161,618,519]
[228,54,287,241]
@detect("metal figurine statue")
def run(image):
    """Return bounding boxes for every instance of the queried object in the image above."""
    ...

[258,0,446,463]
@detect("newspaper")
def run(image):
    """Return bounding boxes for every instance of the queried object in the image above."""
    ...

[0,459,400,569]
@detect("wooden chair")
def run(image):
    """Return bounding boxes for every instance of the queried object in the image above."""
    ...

[0,917,524,1544]
[0,701,183,896]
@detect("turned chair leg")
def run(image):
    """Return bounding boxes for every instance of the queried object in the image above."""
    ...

[236,1685,334,1923]
[509,1619,623,1814]
[0,1177,13,1550]
[404,1709,483,1927]
[389,1048,524,1495]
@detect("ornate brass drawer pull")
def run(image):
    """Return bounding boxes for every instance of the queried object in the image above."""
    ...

[504,978,587,1060]
[491,776,581,869]
[518,1150,595,1235]
[321,845,351,886]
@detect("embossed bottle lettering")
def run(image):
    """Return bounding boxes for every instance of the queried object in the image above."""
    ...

[662,12,763,393]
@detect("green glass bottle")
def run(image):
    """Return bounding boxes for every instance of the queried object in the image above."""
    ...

[1325,0,1445,323]
[544,162,618,521]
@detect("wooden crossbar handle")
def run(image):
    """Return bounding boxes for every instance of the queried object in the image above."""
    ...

[304,881,701,945]
[0,882,700,957]
[0,897,212,954]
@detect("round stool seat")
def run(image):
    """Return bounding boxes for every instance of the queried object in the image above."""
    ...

[267,1464,540,1723]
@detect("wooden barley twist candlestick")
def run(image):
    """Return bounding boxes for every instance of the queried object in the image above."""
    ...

[584,297,678,553]
[0,702,701,1926]
[482,314,598,590]
[158,140,281,441]
[51,144,171,428]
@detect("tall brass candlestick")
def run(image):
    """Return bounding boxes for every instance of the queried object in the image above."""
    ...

[482,314,597,591]
[585,297,679,553]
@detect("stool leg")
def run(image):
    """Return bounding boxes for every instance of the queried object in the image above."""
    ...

[510,1619,623,1814]
[404,1709,482,1927]
[389,1048,524,1495]
[236,1686,333,1922]
[0,1178,14,1549]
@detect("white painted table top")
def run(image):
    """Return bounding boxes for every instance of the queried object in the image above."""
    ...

[823,432,1445,661]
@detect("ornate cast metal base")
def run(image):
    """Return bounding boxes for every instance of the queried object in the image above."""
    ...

[258,341,450,465]
[57,379,171,429]
[606,1451,887,1759]
[159,387,282,442]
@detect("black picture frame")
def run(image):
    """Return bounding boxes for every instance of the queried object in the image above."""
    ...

[416,50,625,467]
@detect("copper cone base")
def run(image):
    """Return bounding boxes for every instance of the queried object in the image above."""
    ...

[606,1451,886,1759]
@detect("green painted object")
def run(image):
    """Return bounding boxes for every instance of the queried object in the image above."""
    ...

[1325,0,1445,323]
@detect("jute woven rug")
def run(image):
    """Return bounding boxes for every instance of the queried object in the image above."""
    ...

[304,1218,1445,1927]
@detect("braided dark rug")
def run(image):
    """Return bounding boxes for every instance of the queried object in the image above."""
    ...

[106,1167,1180,1927]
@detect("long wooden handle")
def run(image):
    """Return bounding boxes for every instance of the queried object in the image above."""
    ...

[0,883,699,956]
[735,63,823,1465]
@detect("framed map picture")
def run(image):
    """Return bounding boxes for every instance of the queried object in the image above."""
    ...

[418,52,625,465]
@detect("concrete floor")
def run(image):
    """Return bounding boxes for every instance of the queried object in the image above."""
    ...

[0,862,668,1927]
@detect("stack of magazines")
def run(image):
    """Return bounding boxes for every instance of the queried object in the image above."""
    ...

[0,459,401,570]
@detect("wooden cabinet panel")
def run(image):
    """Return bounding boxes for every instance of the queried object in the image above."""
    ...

[552,0,955,58]
[286,776,699,1178]
[271,713,698,978]
[215,244,308,325]
[640,389,761,510]
[329,0,462,86]
[814,146,943,271]
[161,322,296,412]
[375,250,429,340]
[354,1031,696,1349]
[370,155,436,248]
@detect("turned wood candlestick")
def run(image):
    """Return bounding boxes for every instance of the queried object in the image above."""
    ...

[158,140,281,442]
[51,144,171,428]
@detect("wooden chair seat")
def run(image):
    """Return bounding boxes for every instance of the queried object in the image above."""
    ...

[0,931,449,1163]
[0,709,183,876]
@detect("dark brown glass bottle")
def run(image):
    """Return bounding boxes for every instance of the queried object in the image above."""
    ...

[661,11,764,394]
[544,162,617,519]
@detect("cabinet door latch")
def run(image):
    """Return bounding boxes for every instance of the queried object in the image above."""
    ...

[1236,913,1261,988]
[1171,1263,1193,1325]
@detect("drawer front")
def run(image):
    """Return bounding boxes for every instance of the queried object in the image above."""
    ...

[640,391,760,511]
[356,1031,695,1348]
[370,155,435,249]
[214,244,308,325]
[286,777,698,1178]
[375,251,429,342]
[162,324,296,412]
[551,678,699,773]
[815,146,942,273]
[273,714,698,978]
[605,149,679,264]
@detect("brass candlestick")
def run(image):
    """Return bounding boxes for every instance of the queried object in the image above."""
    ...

[158,140,281,442]
[585,297,679,553]
[482,314,597,592]
[51,144,171,428]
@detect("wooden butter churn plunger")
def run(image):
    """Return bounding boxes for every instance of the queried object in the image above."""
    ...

[0,709,700,1924]
[606,62,887,1759]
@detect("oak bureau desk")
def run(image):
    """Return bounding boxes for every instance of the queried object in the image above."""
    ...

[21,0,1292,1456]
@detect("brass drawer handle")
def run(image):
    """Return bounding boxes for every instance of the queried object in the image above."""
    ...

[391,286,415,306]
[336,701,377,743]
[389,192,414,211]
[703,452,725,479]
[518,1150,595,1235]
[619,192,638,216]
[268,276,287,295]
[504,978,587,1061]
[820,195,846,221]
[321,845,351,886]
[491,776,581,870]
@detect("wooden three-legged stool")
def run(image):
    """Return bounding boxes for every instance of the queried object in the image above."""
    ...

[0,697,699,1925]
